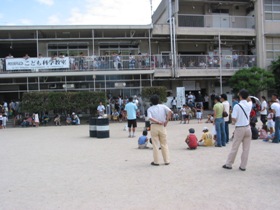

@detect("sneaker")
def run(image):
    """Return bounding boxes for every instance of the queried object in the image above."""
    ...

[132,134,136,137]
[128,135,132,138]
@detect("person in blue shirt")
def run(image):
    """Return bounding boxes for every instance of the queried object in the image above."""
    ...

[124,97,138,137]
[138,130,149,149]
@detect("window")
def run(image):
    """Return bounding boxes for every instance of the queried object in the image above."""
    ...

[265,0,280,20]
[47,42,89,56]
[266,37,280,62]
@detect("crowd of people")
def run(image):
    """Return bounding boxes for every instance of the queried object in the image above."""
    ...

[136,90,280,171]
[0,100,82,128]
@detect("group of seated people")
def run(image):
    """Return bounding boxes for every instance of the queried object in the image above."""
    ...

[18,112,80,127]
[20,113,49,127]
[138,127,215,150]
[110,109,127,122]
[66,112,80,125]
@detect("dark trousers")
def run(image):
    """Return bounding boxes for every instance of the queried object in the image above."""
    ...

[225,121,229,143]
[260,114,267,125]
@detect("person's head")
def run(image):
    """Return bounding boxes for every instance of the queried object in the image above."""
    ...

[261,96,266,101]
[189,128,195,134]
[220,93,227,101]
[142,130,148,136]
[238,89,249,100]
[129,97,133,102]
[262,124,268,131]
[203,127,208,133]
[150,94,159,105]
[99,102,103,105]
[272,93,279,102]
[214,95,221,103]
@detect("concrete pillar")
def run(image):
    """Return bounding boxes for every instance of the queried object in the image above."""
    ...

[255,0,266,69]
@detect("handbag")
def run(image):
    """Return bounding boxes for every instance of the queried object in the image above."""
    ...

[222,111,228,117]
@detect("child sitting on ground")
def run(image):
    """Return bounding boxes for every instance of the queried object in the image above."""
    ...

[138,130,149,149]
[205,114,214,123]
[250,121,259,140]
[263,132,275,142]
[259,124,268,139]
[185,128,198,150]
[198,127,214,146]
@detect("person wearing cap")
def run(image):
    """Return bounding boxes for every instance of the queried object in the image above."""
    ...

[223,89,252,171]
[198,127,214,146]
[147,94,172,166]
[213,95,226,147]
[185,128,198,150]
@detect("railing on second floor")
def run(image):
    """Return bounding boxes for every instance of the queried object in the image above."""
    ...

[0,54,257,74]
[178,14,255,29]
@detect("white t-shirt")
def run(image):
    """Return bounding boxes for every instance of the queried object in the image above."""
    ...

[231,100,252,126]
[181,107,186,115]
[271,102,280,117]
[148,104,172,123]
[222,101,230,122]
[97,105,105,112]
[260,100,268,115]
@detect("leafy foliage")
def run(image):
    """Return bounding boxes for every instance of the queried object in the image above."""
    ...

[269,56,280,94]
[229,67,275,96]
[21,91,106,115]
[142,86,167,103]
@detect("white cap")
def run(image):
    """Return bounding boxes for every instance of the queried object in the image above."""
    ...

[203,127,208,131]
[72,112,75,115]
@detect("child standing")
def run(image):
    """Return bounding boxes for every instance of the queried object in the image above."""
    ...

[198,127,214,146]
[267,108,275,134]
[2,114,8,129]
[185,128,198,150]
[138,130,149,149]
[195,103,203,123]
[180,105,187,124]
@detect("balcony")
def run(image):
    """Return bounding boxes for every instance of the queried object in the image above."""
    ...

[154,54,257,77]
[178,14,255,29]
[0,54,257,78]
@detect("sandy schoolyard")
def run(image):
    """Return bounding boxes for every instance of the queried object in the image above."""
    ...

[0,120,279,210]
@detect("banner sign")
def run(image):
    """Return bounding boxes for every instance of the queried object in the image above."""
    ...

[5,57,70,70]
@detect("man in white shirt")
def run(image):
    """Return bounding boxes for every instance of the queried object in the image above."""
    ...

[260,96,268,125]
[97,102,105,117]
[223,89,252,171]
[148,95,173,166]
[271,93,280,143]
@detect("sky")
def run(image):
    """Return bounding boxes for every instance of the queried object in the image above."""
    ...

[0,0,162,25]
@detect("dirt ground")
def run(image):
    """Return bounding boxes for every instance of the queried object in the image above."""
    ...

[0,120,279,210]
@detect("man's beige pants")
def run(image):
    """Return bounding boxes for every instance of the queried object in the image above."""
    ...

[150,124,170,164]
[225,126,252,169]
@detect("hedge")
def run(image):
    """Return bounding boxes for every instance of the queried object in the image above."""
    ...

[21,91,106,115]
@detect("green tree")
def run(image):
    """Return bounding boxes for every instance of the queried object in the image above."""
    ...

[269,56,280,94]
[142,86,167,103]
[229,67,275,96]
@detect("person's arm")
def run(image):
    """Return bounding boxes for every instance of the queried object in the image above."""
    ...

[185,136,189,143]
[213,106,217,124]
[164,110,173,127]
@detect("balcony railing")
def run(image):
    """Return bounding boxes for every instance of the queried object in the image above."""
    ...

[177,54,257,70]
[0,54,257,74]
[178,14,255,29]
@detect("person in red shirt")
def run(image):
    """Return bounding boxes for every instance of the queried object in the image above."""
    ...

[185,128,198,150]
